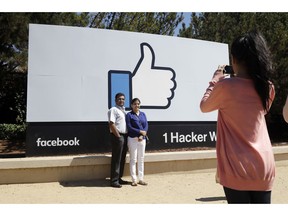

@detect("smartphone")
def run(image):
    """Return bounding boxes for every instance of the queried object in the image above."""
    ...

[224,65,234,74]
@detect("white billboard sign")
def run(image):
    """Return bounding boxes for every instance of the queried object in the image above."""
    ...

[27,24,229,122]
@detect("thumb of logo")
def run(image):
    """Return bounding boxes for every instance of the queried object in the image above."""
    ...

[108,43,176,109]
[132,43,177,109]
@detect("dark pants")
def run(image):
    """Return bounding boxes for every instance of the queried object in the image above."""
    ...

[223,186,272,204]
[110,133,128,184]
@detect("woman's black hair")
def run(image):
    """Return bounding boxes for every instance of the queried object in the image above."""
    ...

[231,31,273,112]
[130,98,141,105]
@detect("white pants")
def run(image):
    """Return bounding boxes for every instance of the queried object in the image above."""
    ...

[128,136,146,182]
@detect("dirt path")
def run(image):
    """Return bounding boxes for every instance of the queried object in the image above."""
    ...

[0,165,287,204]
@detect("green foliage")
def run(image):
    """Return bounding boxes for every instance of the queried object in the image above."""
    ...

[88,12,183,35]
[0,12,183,125]
[1,12,287,138]
[0,12,90,124]
[0,72,26,123]
[0,123,27,140]
[179,12,288,124]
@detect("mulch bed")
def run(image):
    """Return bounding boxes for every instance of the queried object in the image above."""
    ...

[0,140,26,158]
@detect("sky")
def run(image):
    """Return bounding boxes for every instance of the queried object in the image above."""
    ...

[2,1,286,36]
[1,0,288,12]
[174,12,192,36]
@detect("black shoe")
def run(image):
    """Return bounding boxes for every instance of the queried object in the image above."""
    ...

[119,179,129,185]
[111,183,122,188]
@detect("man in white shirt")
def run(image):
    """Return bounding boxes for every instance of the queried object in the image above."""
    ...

[108,93,129,188]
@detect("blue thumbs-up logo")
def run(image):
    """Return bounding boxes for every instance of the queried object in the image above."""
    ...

[108,43,177,109]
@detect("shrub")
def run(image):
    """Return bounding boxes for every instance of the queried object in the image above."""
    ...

[0,124,26,140]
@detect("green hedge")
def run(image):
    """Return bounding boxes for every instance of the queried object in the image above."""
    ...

[0,124,27,140]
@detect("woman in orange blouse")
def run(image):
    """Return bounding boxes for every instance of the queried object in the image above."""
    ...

[200,31,275,204]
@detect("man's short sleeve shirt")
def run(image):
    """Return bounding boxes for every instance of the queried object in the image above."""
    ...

[108,106,127,134]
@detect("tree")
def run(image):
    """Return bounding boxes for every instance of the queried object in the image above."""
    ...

[179,12,288,141]
[88,12,183,35]
[0,13,90,123]
[179,12,288,116]
[0,12,183,124]
[0,13,30,123]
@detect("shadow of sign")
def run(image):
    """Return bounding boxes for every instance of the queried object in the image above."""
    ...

[60,179,111,188]
[196,196,227,202]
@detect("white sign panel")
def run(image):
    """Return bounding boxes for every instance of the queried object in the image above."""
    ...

[27,24,229,122]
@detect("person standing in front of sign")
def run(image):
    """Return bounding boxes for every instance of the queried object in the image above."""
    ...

[126,98,149,186]
[108,93,129,188]
[200,31,275,203]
